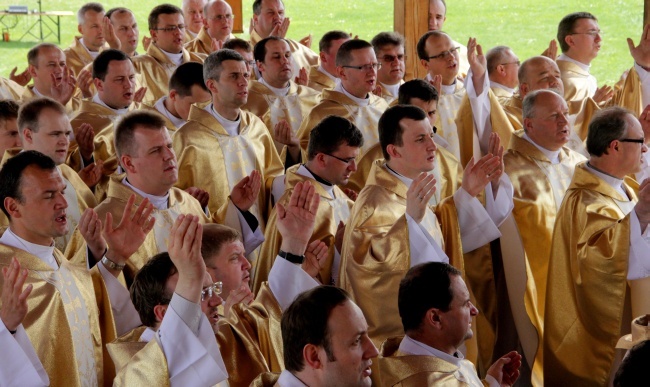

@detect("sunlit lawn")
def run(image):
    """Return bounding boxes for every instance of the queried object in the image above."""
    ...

[0,0,643,84]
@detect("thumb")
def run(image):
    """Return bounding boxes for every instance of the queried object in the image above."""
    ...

[276,202,286,219]
[10,67,17,76]
[628,37,635,52]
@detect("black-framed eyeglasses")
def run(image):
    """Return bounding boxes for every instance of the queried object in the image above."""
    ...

[378,54,406,63]
[500,61,521,66]
[569,30,602,37]
[426,47,460,61]
[201,281,223,301]
[155,25,186,33]
[324,153,357,165]
[342,63,382,71]
[619,138,645,144]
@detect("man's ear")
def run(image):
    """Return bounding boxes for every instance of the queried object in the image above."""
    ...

[120,154,137,174]
[22,128,34,146]
[303,344,324,369]
[3,197,21,219]
[205,78,219,95]
[153,304,167,323]
[420,59,430,71]
[425,308,443,329]
[386,143,400,159]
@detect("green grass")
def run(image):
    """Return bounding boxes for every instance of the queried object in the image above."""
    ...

[0,1,643,85]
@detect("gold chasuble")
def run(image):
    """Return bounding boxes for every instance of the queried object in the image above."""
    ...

[113,339,170,387]
[173,105,284,225]
[435,81,466,162]
[249,29,319,77]
[216,282,284,387]
[0,246,118,387]
[243,80,321,155]
[106,326,147,373]
[501,131,586,385]
[339,160,464,349]
[20,85,81,114]
[67,176,213,282]
[377,336,476,387]
[252,165,353,292]
[132,44,207,105]
[307,65,336,92]
[544,163,638,386]
[185,26,236,55]
[0,76,24,100]
[63,37,108,76]
[297,88,389,181]
[140,102,181,133]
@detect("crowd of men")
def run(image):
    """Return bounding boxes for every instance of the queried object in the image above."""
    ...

[1,0,650,386]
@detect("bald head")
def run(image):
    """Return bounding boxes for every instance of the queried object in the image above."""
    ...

[183,0,207,34]
[518,56,564,98]
[203,0,233,41]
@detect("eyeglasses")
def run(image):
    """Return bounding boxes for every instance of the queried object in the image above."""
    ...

[619,138,645,144]
[500,60,521,66]
[245,60,256,67]
[324,153,357,166]
[342,63,382,72]
[426,47,460,61]
[155,25,186,33]
[570,30,602,37]
[378,54,406,63]
[208,14,235,22]
[201,281,223,301]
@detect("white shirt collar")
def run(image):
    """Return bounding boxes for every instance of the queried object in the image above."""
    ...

[490,81,515,95]
[398,335,463,366]
[585,162,627,197]
[92,93,130,114]
[206,103,240,136]
[258,77,290,96]
[139,327,156,342]
[380,81,400,98]
[154,96,186,129]
[557,53,591,73]
[159,47,184,66]
[187,30,197,39]
[277,370,308,387]
[385,163,413,188]
[0,228,58,270]
[334,80,370,106]
[122,178,170,210]
[79,38,101,59]
[317,65,337,82]
[522,132,561,164]
[296,164,335,198]
[32,87,45,98]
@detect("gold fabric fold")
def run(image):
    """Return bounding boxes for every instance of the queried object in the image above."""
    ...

[63,36,108,76]
[0,76,24,100]
[184,26,236,55]
[106,326,147,373]
[113,339,170,387]
[307,65,336,92]
[249,29,319,77]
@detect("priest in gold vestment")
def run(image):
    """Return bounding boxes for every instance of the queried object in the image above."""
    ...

[174,49,284,228]
[544,107,650,386]
[307,31,350,92]
[253,116,362,292]
[427,0,470,76]
[371,32,406,105]
[486,46,519,102]
[185,0,237,55]
[64,3,109,76]
[0,151,148,387]
[0,76,25,101]
[501,90,586,386]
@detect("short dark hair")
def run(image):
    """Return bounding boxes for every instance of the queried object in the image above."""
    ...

[319,30,350,54]
[149,4,183,31]
[253,36,287,63]
[379,105,428,160]
[169,62,208,96]
[130,252,177,328]
[335,39,373,67]
[398,79,439,105]
[398,262,461,333]
[252,0,284,15]
[115,110,167,160]
[282,286,351,373]
[557,12,598,53]
[17,97,66,134]
[370,32,404,53]
[201,223,241,262]
[77,2,104,25]
[92,49,131,81]
[416,30,448,60]
[0,100,19,126]
[106,7,132,20]
[223,38,253,53]
[307,116,364,160]
[27,43,60,67]
[0,150,56,218]
[522,89,563,121]
[586,106,633,157]
[486,45,511,75]
[204,49,245,81]
[614,340,650,387]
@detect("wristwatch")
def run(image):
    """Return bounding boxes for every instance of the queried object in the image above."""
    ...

[101,256,126,271]
[279,250,305,264]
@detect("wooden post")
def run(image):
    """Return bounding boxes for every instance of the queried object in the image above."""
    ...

[645,0,650,27]
[226,0,244,34]
[394,0,429,80]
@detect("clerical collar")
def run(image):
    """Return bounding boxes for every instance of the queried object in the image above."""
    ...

[585,162,627,197]
[522,133,561,164]
[79,38,101,59]
[159,47,184,66]
[0,227,58,270]
[399,335,464,366]
[334,80,370,106]
[557,53,591,73]
[154,96,186,129]
[32,87,45,98]
[187,30,198,39]
[258,76,290,96]
[140,327,156,343]
[385,163,414,188]
[277,370,309,387]
[380,81,400,99]
[317,65,337,82]
[92,93,129,115]
[207,103,240,136]
[490,81,515,95]
[298,164,335,198]
[123,178,170,210]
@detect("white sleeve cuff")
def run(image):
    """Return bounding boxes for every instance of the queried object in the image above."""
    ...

[453,188,501,253]
[405,213,449,266]
[466,68,492,155]
[633,63,650,111]
[235,208,265,256]
[485,174,515,227]
[485,374,500,387]
[268,255,319,311]
[0,322,49,387]
[628,210,650,280]
[98,261,142,335]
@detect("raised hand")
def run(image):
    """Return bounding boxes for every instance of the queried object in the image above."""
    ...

[461,154,501,197]
[0,258,33,332]
[223,284,254,318]
[210,38,224,53]
[167,214,205,302]
[294,67,308,86]
[185,187,210,208]
[78,207,106,262]
[142,36,152,51]
[103,195,155,267]
[78,160,104,189]
[9,66,31,86]
[628,24,650,68]
[334,220,345,253]
[50,67,76,105]
[76,122,96,163]
[77,68,94,99]
[277,181,320,255]
[103,16,121,50]
[487,132,504,189]
[299,34,312,48]
[270,18,290,38]
[274,119,298,146]
[541,39,558,60]
[133,87,147,103]
[301,239,328,279]
[593,84,614,105]
[372,83,383,97]
[640,104,650,140]
[342,188,358,201]
[406,173,436,223]
[467,37,486,94]
[428,74,442,95]
[486,351,522,387]
[231,170,262,211]
[635,178,650,231]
